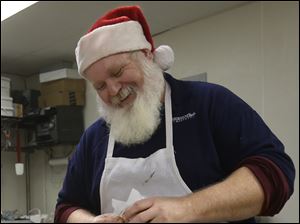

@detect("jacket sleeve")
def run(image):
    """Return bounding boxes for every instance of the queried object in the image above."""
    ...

[54,131,96,222]
[238,155,291,215]
[54,203,81,223]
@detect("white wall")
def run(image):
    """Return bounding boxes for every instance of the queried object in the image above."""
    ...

[83,81,99,128]
[1,1,298,222]
[28,146,74,220]
[1,151,27,214]
[156,2,264,112]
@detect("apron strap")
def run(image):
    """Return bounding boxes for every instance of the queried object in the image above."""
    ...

[107,131,115,158]
[165,82,173,149]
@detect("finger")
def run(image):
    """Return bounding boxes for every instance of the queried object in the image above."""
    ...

[150,216,164,223]
[115,216,126,223]
[123,198,154,221]
[94,214,125,223]
[128,207,156,223]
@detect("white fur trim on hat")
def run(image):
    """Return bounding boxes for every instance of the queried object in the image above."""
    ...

[153,45,174,71]
[75,21,152,76]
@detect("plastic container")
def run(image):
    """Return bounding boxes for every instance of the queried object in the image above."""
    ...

[1,96,13,108]
[15,163,24,175]
[1,107,14,116]
[1,87,10,97]
[1,76,11,88]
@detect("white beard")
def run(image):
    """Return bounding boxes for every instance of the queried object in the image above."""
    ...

[97,55,165,146]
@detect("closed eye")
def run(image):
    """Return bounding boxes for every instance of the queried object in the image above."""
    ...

[112,67,123,78]
[112,63,129,78]
[95,83,106,91]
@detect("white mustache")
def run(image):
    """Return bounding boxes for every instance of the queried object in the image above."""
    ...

[111,86,134,106]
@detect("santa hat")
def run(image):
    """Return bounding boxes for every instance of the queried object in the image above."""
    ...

[75,5,174,76]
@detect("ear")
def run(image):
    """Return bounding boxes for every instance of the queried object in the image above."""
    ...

[141,49,154,60]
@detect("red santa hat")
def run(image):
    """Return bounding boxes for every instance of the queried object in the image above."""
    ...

[75,5,174,76]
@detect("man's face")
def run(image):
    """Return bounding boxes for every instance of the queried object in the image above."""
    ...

[84,51,165,146]
[85,52,145,109]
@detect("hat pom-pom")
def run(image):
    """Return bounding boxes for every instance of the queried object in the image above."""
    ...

[154,45,174,71]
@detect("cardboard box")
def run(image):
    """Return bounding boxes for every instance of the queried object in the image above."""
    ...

[40,79,85,94]
[13,103,23,118]
[39,79,85,107]
[39,91,85,107]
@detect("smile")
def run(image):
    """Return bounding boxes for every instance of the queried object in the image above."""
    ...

[119,86,132,101]
[111,86,135,106]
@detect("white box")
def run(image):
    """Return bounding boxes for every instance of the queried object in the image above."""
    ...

[1,97,13,108]
[1,86,10,97]
[39,68,82,83]
[1,107,14,116]
[1,76,11,89]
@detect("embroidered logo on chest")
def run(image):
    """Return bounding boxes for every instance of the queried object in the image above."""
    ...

[172,112,196,123]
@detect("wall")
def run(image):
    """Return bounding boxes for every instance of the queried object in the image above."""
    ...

[1,151,27,214]
[83,81,99,128]
[28,145,74,220]
[1,73,26,90]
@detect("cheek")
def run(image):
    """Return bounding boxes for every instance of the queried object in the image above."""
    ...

[97,91,110,105]
[124,69,144,88]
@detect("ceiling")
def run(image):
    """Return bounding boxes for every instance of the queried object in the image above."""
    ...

[1,1,250,77]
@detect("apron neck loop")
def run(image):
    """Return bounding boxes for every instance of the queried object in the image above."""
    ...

[107,130,115,157]
[165,82,173,149]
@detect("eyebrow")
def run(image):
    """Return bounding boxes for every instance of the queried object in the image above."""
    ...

[110,61,132,76]
[92,61,131,88]
[108,60,128,72]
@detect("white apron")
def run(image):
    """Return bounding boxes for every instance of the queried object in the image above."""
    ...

[100,83,192,214]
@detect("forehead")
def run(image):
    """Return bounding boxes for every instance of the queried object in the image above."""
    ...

[85,52,131,75]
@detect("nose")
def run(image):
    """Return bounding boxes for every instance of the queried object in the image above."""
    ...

[106,79,121,96]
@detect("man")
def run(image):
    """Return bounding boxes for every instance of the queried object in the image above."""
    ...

[55,5,295,223]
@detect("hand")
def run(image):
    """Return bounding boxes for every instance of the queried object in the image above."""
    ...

[122,196,193,223]
[90,213,125,223]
